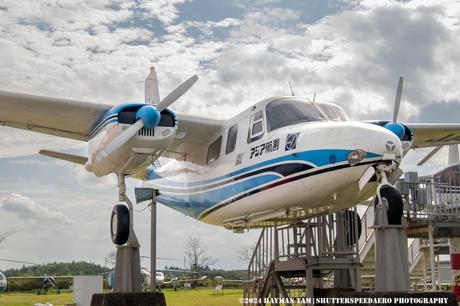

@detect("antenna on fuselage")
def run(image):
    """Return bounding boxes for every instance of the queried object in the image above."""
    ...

[312,92,316,103]
[288,81,295,96]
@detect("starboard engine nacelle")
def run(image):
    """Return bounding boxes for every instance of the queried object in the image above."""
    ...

[85,104,177,177]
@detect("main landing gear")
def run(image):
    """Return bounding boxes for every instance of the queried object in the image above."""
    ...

[110,174,142,292]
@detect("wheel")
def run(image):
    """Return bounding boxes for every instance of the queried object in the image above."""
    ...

[376,185,404,225]
[111,204,130,245]
[343,209,362,245]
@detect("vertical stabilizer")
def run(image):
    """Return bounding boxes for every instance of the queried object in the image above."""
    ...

[145,67,160,104]
[448,144,459,166]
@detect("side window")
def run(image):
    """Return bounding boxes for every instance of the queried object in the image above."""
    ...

[226,124,238,154]
[248,111,264,143]
[207,136,222,164]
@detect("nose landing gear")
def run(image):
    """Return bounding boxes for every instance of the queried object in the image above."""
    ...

[375,164,404,225]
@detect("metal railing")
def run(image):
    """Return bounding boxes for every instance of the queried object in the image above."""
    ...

[397,181,460,221]
[248,209,361,281]
[358,203,374,255]
[408,238,421,267]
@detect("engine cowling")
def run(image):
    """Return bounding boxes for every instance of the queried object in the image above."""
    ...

[86,104,177,177]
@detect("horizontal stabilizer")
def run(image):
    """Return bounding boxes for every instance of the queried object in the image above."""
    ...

[39,149,88,165]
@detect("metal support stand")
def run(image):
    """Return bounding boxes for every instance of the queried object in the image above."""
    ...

[374,195,410,291]
[428,224,436,291]
[114,174,142,292]
[150,198,157,292]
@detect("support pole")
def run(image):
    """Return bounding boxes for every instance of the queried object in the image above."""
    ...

[428,224,436,291]
[151,199,157,292]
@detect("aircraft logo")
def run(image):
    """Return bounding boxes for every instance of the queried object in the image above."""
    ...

[285,133,299,151]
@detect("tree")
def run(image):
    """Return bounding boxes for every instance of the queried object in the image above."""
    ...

[184,236,216,277]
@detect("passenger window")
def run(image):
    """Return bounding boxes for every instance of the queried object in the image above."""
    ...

[226,124,238,154]
[207,136,222,164]
[248,111,264,143]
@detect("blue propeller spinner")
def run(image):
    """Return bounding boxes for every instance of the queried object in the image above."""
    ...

[136,105,161,130]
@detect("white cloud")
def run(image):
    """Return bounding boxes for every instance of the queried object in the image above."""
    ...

[0,193,72,224]
[0,0,459,270]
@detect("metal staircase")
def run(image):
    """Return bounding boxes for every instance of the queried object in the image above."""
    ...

[243,211,362,305]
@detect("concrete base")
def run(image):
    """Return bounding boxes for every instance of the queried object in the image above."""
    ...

[91,292,166,306]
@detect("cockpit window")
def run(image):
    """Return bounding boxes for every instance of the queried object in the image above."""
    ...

[316,102,349,122]
[266,99,325,132]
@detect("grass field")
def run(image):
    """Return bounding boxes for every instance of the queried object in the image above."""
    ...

[0,288,243,306]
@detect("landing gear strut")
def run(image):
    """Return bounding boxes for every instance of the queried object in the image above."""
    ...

[111,174,142,292]
[375,164,404,225]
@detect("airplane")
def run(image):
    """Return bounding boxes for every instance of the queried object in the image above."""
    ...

[6,274,64,294]
[0,271,6,292]
[2,69,460,245]
[107,267,202,291]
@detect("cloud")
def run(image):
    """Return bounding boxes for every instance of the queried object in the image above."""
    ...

[408,100,460,123]
[0,193,72,224]
[0,0,459,270]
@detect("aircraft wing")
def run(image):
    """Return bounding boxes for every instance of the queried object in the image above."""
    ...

[406,123,460,149]
[163,114,225,161]
[0,91,112,141]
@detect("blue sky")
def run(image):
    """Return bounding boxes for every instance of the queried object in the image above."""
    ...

[0,0,460,270]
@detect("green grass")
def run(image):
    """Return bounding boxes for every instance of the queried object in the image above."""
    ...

[0,291,73,306]
[0,288,243,306]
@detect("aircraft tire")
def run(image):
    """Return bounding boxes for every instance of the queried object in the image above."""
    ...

[343,209,362,245]
[377,185,404,225]
[111,204,130,245]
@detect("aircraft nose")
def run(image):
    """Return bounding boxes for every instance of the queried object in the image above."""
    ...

[351,123,403,164]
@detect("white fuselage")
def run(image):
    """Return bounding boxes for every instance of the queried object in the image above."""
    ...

[139,98,405,229]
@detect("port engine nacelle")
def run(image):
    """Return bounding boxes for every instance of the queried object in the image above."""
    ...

[85,106,177,177]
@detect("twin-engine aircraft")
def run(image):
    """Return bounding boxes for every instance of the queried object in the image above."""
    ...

[1,69,460,245]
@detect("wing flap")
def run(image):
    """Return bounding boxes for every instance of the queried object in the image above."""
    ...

[0,91,112,141]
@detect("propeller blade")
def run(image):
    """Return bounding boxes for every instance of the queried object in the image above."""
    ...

[392,76,404,123]
[145,67,160,104]
[417,145,443,166]
[97,120,144,161]
[156,75,198,112]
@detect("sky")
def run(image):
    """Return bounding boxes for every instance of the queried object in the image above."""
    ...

[0,0,460,271]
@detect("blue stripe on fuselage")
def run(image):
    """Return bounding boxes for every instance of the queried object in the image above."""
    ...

[147,149,382,218]
[146,149,381,189]
[156,174,280,217]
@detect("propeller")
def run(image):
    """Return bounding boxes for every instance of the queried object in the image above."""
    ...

[392,77,403,123]
[384,77,405,139]
[96,71,198,161]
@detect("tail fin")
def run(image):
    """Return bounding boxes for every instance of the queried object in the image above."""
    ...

[145,66,160,104]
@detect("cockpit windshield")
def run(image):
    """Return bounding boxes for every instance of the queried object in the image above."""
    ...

[266,99,325,132]
[316,102,349,122]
